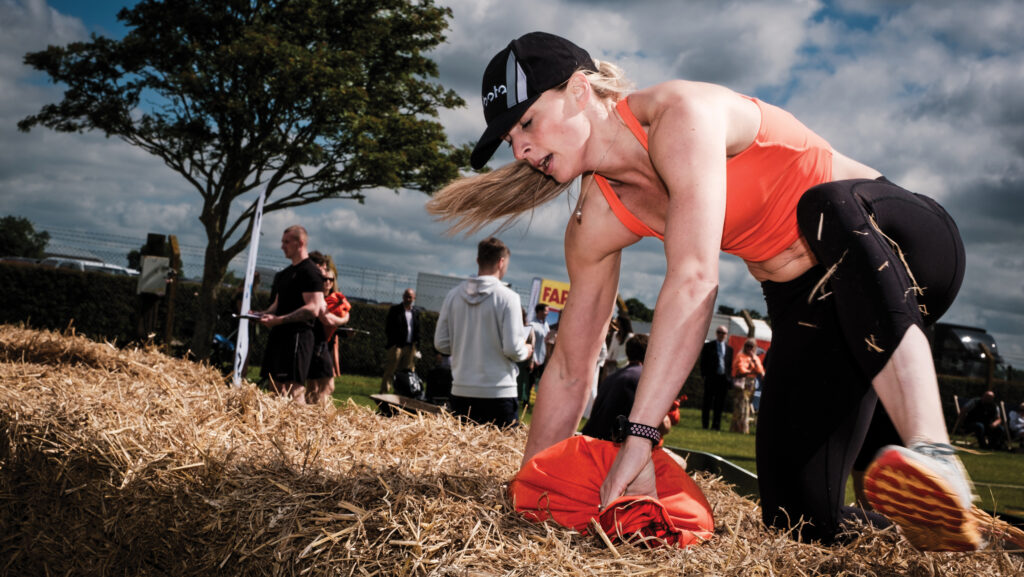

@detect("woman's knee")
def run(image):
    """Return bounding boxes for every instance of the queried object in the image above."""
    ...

[796,181,856,235]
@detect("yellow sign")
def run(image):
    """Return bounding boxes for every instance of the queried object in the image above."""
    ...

[538,278,570,311]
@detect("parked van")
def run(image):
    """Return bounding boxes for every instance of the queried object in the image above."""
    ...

[929,322,1003,378]
[39,257,139,277]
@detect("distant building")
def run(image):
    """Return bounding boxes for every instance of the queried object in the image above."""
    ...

[415,272,468,312]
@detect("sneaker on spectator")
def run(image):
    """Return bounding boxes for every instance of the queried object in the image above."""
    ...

[863,442,983,551]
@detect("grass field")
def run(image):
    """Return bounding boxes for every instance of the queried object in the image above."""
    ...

[324,373,1024,518]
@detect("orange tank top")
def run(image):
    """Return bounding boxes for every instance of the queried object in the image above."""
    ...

[596,96,833,262]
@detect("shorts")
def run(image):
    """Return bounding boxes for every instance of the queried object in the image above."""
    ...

[260,326,315,385]
[307,340,334,380]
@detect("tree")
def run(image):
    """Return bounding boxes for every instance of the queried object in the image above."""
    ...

[19,0,470,356]
[0,216,50,258]
[623,297,653,322]
[222,269,243,287]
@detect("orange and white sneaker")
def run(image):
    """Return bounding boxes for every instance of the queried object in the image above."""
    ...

[863,442,983,551]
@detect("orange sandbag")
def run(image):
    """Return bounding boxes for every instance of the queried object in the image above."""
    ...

[323,292,351,340]
[509,435,714,547]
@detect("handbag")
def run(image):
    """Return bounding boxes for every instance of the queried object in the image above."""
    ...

[393,369,425,399]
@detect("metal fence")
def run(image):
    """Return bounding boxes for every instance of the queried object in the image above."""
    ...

[40,225,418,307]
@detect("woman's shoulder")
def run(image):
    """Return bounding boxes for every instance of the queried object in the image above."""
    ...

[565,174,644,257]
[628,82,759,158]
[627,81,742,115]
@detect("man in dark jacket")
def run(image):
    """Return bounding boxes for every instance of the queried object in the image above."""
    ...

[955,390,1003,449]
[699,325,733,430]
[380,288,420,393]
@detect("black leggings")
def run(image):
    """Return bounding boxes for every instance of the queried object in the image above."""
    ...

[756,177,965,543]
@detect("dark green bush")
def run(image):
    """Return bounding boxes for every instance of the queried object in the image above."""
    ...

[0,262,440,378]
[0,262,136,343]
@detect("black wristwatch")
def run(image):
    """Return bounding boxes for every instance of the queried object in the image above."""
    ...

[611,414,661,445]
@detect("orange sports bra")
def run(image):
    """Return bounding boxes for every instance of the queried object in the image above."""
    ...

[596,96,833,262]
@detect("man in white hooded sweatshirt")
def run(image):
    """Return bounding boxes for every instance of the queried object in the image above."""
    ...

[435,237,534,427]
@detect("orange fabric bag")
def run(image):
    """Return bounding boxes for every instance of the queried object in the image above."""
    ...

[323,292,351,340]
[509,435,714,547]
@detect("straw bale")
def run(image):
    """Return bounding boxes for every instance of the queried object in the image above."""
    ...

[0,324,1020,576]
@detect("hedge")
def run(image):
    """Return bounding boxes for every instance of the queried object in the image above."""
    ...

[0,261,441,378]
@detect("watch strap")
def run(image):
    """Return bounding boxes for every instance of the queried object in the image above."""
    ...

[613,414,661,445]
[626,421,661,444]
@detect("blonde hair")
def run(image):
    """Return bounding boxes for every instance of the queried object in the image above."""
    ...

[427,60,633,236]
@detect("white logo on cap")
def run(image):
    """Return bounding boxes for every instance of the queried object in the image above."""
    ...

[482,84,507,109]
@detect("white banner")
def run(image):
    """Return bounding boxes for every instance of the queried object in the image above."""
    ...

[233,190,267,386]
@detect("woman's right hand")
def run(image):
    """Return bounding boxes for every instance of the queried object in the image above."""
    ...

[599,436,659,508]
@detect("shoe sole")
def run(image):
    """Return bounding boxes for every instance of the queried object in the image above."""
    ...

[863,448,982,551]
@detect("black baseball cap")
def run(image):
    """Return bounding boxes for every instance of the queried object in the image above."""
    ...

[470,32,596,169]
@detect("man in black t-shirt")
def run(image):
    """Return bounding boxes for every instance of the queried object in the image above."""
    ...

[256,225,325,404]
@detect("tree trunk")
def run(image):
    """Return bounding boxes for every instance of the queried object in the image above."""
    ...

[190,243,230,359]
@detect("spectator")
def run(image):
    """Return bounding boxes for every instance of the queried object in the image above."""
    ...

[955,391,1004,449]
[699,325,733,430]
[434,237,533,427]
[307,251,350,406]
[544,322,559,369]
[583,334,674,442]
[605,314,634,371]
[1008,401,1024,445]
[380,288,420,394]
[730,339,764,434]
[256,225,325,404]
[525,303,551,404]
[516,308,536,405]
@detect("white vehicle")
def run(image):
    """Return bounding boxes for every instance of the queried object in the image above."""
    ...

[706,312,772,354]
[39,257,139,277]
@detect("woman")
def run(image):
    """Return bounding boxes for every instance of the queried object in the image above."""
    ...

[516,307,536,406]
[428,32,975,549]
[605,314,634,373]
[308,252,350,406]
[730,339,764,434]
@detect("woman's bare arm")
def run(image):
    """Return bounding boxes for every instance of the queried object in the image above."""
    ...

[521,177,640,465]
[600,83,730,504]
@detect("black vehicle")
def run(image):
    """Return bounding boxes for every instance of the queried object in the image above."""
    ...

[929,322,1003,378]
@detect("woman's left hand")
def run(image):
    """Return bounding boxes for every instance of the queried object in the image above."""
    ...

[599,436,658,508]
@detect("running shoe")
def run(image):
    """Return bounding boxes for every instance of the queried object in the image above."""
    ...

[863,442,983,551]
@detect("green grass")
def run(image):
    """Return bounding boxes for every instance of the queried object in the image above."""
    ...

[314,374,1024,517]
[330,373,380,410]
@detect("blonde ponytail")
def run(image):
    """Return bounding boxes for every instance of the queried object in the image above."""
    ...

[426,161,571,236]
[426,59,633,236]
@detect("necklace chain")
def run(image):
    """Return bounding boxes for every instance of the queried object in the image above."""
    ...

[575,107,624,224]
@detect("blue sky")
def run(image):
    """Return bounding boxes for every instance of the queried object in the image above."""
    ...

[47,0,126,34]
[2,0,1024,367]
